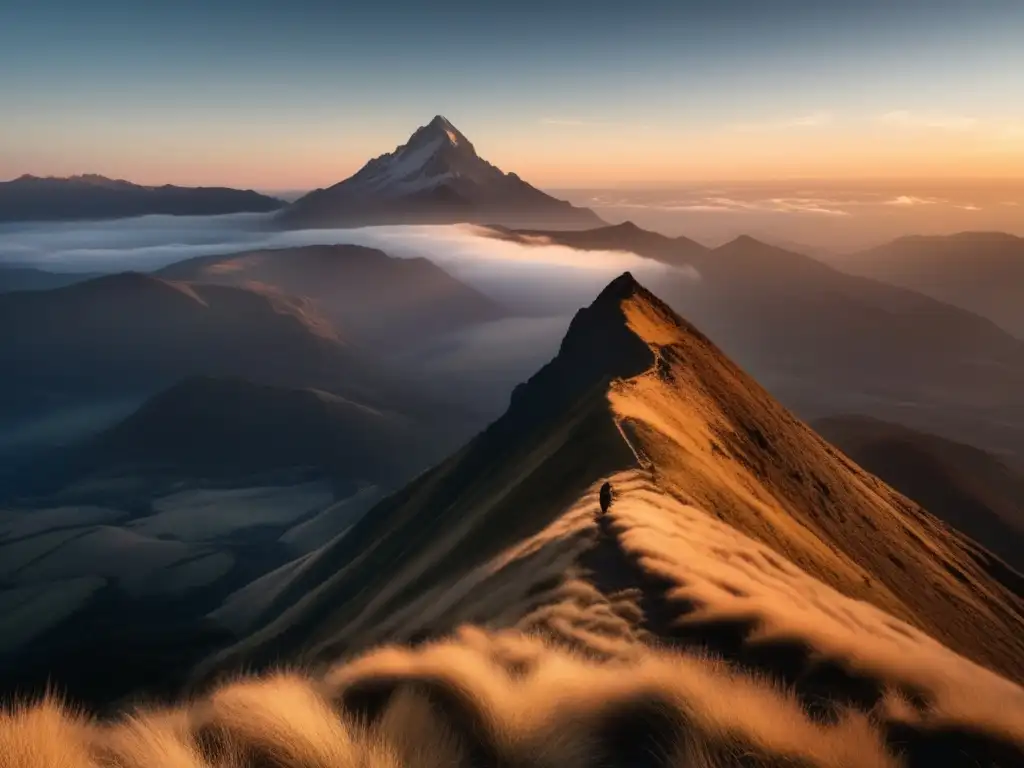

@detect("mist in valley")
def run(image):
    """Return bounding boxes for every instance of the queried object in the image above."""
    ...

[0,216,698,448]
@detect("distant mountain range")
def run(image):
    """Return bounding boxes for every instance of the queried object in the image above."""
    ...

[0,174,284,222]
[279,116,603,230]
[833,231,1024,339]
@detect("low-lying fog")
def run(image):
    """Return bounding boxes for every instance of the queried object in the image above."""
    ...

[0,214,687,315]
[0,215,696,449]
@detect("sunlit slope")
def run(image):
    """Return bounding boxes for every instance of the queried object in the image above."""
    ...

[605,278,1024,679]
[209,273,1024,689]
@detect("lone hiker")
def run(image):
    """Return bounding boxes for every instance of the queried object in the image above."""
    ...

[599,481,613,514]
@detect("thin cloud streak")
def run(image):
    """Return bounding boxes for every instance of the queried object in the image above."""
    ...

[588,195,850,217]
[886,196,944,206]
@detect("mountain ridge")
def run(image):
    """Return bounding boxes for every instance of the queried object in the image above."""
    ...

[204,273,1024,694]
[482,223,1024,463]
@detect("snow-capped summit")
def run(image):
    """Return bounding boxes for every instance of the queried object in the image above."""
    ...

[419,115,466,147]
[279,116,603,230]
[338,115,497,198]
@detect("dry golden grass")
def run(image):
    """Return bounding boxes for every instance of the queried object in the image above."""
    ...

[2,631,910,768]
[5,477,1023,767]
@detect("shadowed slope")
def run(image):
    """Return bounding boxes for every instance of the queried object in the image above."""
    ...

[839,232,1024,339]
[12,377,435,500]
[0,272,424,425]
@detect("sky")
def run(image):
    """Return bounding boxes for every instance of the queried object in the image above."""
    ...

[2,0,1023,189]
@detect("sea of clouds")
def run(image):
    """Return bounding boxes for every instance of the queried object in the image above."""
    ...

[0,215,702,424]
[0,214,693,317]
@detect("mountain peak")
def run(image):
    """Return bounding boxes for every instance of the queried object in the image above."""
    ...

[593,270,643,304]
[279,116,604,229]
[427,114,457,132]
[505,273,682,419]
[609,220,642,232]
[721,234,768,249]
[409,114,468,151]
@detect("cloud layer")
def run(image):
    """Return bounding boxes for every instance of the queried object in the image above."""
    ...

[0,216,686,318]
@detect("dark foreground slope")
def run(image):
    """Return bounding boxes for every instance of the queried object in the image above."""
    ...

[4,275,1024,768]
[816,415,1024,571]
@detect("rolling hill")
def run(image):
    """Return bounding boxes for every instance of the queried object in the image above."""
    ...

[836,232,1024,339]
[279,116,603,229]
[156,244,505,346]
[815,415,1024,571]
[12,376,436,501]
[0,271,387,425]
[0,173,284,222]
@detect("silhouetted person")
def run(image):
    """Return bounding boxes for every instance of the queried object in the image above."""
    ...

[599,482,613,514]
